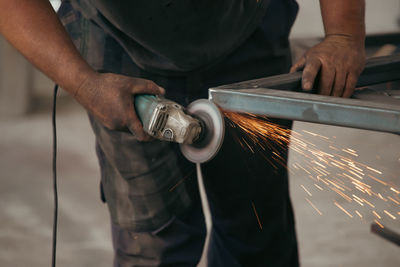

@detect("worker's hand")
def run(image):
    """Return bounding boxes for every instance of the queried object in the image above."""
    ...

[73,72,165,141]
[290,34,365,97]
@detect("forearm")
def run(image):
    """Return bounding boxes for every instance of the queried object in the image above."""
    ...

[320,0,365,43]
[0,0,94,95]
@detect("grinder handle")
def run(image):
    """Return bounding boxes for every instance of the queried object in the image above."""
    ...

[134,94,157,131]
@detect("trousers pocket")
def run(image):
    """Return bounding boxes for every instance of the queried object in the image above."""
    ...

[91,116,196,232]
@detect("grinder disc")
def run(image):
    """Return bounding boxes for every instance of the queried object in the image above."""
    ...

[180,99,225,163]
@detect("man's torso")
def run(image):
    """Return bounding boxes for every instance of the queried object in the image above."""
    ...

[69,0,271,74]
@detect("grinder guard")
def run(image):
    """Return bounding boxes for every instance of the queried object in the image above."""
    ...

[180,99,225,163]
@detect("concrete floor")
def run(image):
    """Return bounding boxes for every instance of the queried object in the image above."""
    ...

[0,97,112,267]
[290,122,400,267]
[1,95,400,267]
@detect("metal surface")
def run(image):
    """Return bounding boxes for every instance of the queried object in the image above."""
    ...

[180,99,225,163]
[213,54,400,92]
[209,88,400,134]
[209,54,400,134]
[371,223,400,247]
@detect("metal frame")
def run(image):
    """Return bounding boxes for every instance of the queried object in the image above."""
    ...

[209,54,400,134]
[212,54,400,92]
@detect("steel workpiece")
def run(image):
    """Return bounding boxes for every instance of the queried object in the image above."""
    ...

[209,54,400,134]
[209,88,400,134]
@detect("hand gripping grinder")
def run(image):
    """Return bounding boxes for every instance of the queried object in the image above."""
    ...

[135,95,225,163]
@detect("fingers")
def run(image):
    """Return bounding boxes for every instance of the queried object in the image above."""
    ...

[125,99,152,141]
[301,58,321,91]
[297,35,365,98]
[126,78,164,141]
[131,79,165,96]
[343,73,358,98]
[318,66,335,96]
[332,71,347,97]
[290,56,306,73]
[301,59,356,97]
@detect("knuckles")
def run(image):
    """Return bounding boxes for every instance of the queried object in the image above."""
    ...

[103,120,122,131]
[101,115,126,131]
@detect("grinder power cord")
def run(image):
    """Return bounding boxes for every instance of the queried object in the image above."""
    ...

[51,84,58,267]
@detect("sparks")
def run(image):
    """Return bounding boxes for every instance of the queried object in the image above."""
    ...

[252,201,263,230]
[342,149,359,157]
[384,210,397,220]
[390,187,400,194]
[388,196,400,205]
[353,198,364,207]
[355,210,363,218]
[334,202,353,218]
[372,211,382,219]
[169,169,194,192]
[366,166,382,175]
[224,111,400,223]
[314,184,324,191]
[362,198,375,208]
[301,185,312,197]
[306,198,322,215]
[374,220,384,228]
[367,174,388,186]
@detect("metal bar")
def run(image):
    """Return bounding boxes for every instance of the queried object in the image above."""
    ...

[214,54,400,92]
[364,33,400,47]
[209,54,400,134]
[209,88,400,134]
[371,223,400,247]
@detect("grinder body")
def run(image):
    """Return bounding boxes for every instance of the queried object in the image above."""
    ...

[135,95,224,163]
[135,95,202,144]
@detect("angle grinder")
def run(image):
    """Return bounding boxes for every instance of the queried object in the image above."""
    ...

[135,95,225,163]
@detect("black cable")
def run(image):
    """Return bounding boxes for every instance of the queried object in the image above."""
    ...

[52,84,59,267]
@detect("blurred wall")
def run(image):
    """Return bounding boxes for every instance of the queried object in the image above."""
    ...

[291,0,400,38]
[0,36,33,116]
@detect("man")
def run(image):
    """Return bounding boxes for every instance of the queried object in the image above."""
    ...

[0,0,365,266]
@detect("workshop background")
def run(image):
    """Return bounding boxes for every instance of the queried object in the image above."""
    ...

[1,1,400,266]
